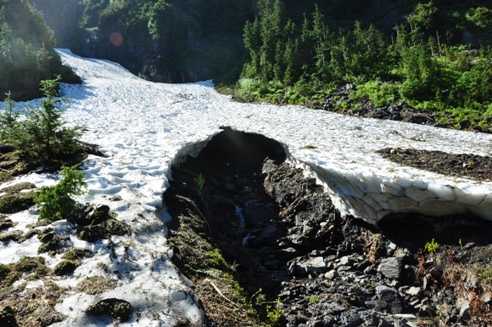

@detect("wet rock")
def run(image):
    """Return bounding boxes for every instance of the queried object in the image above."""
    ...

[86,298,131,323]
[253,224,279,247]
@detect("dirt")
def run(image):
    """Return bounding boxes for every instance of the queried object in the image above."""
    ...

[378,147,492,181]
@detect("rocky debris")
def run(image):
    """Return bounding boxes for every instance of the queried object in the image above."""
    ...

[85,298,132,323]
[69,203,130,242]
[317,84,476,130]
[378,147,492,181]
[166,153,492,326]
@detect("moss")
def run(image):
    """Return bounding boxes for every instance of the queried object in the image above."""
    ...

[53,260,78,276]
[85,298,132,323]
[0,230,23,243]
[62,248,92,261]
[0,264,11,280]
[0,215,16,231]
[76,276,117,295]
[0,192,36,214]
[13,256,49,276]
[207,249,229,271]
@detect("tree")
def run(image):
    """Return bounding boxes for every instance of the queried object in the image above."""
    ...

[34,165,86,221]
[4,76,83,165]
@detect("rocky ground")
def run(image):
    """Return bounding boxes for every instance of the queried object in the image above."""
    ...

[163,129,492,327]
[316,84,491,133]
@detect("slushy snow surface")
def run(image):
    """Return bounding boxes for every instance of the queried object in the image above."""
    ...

[1,49,492,326]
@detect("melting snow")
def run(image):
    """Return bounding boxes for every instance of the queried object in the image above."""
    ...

[1,48,492,326]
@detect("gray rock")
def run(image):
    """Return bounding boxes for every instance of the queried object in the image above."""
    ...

[378,257,402,280]
[322,302,346,314]
[324,269,338,280]
[293,256,327,275]
[340,309,364,327]
[243,201,277,226]
[376,285,398,302]
[253,224,279,246]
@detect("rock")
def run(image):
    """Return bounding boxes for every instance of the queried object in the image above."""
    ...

[376,285,398,302]
[340,309,364,327]
[405,286,421,297]
[291,256,327,276]
[69,203,111,226]
[253,224,279,247]
[378,257,402,280]
[375,285,402,313]
[86,298,131,323]
[322,302,346,314]
[243,200,277,226]
[324,269,338,280]
[169,290,187,302]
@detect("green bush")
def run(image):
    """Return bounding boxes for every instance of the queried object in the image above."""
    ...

[351,82,401,107]
[34,165,87,221]
[1,76,83,165]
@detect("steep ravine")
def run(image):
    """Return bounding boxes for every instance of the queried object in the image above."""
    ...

[163,129,492,326]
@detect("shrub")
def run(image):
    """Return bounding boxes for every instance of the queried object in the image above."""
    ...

[34,165,87,221]
[2,76,83,165]
[351,81,401,107]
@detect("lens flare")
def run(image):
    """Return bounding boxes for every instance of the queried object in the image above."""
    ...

[109,32,124,46]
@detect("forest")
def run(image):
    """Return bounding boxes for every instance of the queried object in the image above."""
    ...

[0,0,79,100]
[1,0,492,128]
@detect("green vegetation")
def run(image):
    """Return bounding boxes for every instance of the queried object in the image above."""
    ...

[34,165,87,221]
[53,259,78,275]
[266,298,284,326]
[235,0,492,131]
[0,76,84,168]
[424,238,440,253]
[0,0,80,100]
[196,174,205,191]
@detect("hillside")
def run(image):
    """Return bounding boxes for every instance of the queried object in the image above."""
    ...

[0,0,79,100]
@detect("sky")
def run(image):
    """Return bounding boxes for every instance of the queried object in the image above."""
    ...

[1,49,492,326]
